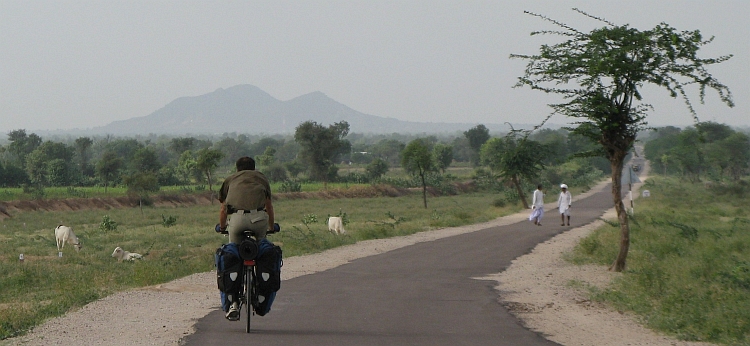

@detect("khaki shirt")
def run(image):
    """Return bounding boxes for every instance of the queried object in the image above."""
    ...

[218,170,271,211]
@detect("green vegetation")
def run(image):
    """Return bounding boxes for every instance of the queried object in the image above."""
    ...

[0,190,524,340]
[513,8,734,272]
[569,176,750,344]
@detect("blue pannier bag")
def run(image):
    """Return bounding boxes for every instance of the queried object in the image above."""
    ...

[215,243,243,312]
[253,238,283,316]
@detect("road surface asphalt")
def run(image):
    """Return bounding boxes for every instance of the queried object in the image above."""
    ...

[183,182,619,346]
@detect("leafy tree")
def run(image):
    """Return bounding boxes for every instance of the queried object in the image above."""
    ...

[433,143,454,173]
[294,121,351,185]
[722,132,750,180]
[366,158,389,179]
[257,146,277,166]
[671,128,704,182]
[696,121,733,143]
[512,9,734,271]
[249,137,284,158]
[157,166,182,186]
[169,137,196,156]
[104,138,142,163]
[123,172,160,209]
[196,148,224,192]
[643,127,682,175]
[215,136,251,166]
[284,160,305,179]
[74,137,94,177]
[449,136,473,163]
[480,129,547,208]
[177,150,199,184]
[275,140,301,163]
[96,151,123,194]
[25,150,48,190]
[464,124,490,166]
[401,138,435,208]
[370,139,405,166]
[0,162,28,187]
[131,147,161,173]
[24,141,76,187]
[263,162,288,183]
[529,128,568,165]
[7,129,42,166]
[46,159,70,187]
[703,141,730,179]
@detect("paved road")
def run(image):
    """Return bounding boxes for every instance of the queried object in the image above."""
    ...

[184,183,617,346]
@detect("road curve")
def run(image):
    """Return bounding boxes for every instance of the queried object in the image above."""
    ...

[183,182,617,346]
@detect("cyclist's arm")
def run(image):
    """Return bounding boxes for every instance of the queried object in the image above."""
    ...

[265,197,274,231]
[219,202,228,230]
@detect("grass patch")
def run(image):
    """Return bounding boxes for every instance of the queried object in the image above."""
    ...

[570,176,750,344]
[0,190,518,339]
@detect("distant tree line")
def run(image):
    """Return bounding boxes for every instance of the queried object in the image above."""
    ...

[2,120,745,203]
[643,122,750,182]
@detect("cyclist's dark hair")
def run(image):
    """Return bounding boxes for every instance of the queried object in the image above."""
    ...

[236,156,255,171]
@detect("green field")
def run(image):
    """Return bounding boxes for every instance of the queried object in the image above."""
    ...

[569,176,750,344]
[0,189,520,340]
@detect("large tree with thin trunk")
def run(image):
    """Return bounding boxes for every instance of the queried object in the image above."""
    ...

[512,9,734,272]
[464,124,490,166]
[401,138,435,208]
[480,128,547,209]
[196,148,224,193]
[294,121,351,186]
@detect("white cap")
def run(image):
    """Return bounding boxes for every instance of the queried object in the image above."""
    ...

[560,184,568,189]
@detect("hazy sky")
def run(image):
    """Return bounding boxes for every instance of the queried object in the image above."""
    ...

[1,1,748,134]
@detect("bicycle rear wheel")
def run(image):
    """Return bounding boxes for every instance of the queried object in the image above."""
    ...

[245,265,253,333]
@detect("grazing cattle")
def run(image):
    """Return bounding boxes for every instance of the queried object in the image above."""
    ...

[112,247,143,262]
[327,216,346,235]
[55,225,82,252]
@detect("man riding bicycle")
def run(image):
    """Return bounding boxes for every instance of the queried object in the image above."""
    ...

[217,156,275,321]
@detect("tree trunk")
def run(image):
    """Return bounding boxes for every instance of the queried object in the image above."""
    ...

[609,153,630,272]
[420,171,427,208]
[207,170,213,192]
[512,175,529,209]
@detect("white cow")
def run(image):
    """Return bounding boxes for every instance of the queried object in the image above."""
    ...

[327,216,346,235]
[55,225,82,252]
[112,247,143,262]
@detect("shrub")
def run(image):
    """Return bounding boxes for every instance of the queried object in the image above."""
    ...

[161,214,177,228]
[99,215,118,232]
[280,180,302,193]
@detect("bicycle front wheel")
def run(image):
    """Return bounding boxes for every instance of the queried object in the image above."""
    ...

[245,265,253,333]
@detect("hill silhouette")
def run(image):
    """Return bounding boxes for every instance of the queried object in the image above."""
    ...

[90,84,510,135]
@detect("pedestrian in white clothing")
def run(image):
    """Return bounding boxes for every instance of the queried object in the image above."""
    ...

[529,184,544,226]
[557,184,572,226]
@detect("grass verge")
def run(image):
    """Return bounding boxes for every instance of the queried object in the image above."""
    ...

[0,190,519,340]
[569,176,750,344]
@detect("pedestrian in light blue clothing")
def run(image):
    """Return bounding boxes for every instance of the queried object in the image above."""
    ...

[529,184,544,226]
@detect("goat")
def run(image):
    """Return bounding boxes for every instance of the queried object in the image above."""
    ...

[327,216,346,235]
[55,225,82,252]
[112,247,143,262]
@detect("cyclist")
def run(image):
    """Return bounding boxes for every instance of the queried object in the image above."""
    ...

[217,156,275,321]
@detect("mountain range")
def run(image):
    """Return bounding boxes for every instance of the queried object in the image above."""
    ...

[87,84,515,136]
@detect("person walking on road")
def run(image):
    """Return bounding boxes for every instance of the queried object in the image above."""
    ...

[529,184,544,226]
[557,184,572,226]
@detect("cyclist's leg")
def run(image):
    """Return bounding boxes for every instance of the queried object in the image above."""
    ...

[247,217,269,240]
[228,213,253,244]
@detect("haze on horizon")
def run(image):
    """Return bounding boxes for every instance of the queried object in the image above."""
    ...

[1,1,748,134]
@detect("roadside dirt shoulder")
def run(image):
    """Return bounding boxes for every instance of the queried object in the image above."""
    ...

[4,166,712,346]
